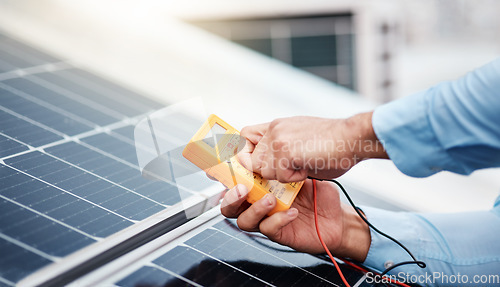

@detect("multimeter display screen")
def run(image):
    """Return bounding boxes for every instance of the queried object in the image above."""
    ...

[203,123,227,148]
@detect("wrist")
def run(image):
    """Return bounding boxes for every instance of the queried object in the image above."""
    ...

[335,204,371,261]
[344,111,388,162]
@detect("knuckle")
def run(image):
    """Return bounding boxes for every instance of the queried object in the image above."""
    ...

[261,168,275,180]
[272,139,286,151]
[276,173,288,183]
[254,202,272,214]
[268,119,283,131]
[259,216,282,237]
[236,217,253,231]
[259,222,271,236]
[220,207,232,218]
[240,126,250,136]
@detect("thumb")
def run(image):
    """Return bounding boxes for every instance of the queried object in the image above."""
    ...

[259,208,299,241]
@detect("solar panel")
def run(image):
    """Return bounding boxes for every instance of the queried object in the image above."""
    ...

[0,33,215,286]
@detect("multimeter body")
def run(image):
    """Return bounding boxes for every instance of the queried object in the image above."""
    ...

[182,114,304,215]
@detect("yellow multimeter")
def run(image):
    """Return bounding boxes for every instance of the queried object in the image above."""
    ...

[182,114,304,215]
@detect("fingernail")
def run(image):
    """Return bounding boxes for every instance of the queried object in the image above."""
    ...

[234,185,241,198]
[235,184,248,198]
[287,208,298,218]
[264,194,273,206]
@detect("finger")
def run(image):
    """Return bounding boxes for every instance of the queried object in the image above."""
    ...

[240,123,270,174]
[236,193,276,232]
[220,184,250,218]
[276,168,308,183]
[260,153,276,180]
[236,138,255,170]
[240,123,269,145]
[249,139,268,174]
[206,173,217,181]
[259,208,299,240]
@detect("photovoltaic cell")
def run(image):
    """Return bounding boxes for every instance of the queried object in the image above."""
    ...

[5,151,166,221]
[110,125,136,141]
[0,135,28,158]
[2,77,120,126]
[56,69,164,111]
[0,109,63,147]
[0,85,93,136]
[0,35,59,67]
[117,266,188,287]
[45,142,184,205]
[34,71,150,117]
[0,237,52,284]
[0,198,95,257]
[0,165,132,238]
[79,132,139,166]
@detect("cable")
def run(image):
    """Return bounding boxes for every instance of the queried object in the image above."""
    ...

[312,178,351,287]
[310,178,426,287]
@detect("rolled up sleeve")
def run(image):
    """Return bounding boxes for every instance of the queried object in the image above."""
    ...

[372,58,500,177]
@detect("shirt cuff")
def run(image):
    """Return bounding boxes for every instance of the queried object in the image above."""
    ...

[372,90,457,177]
[361,206,430,275]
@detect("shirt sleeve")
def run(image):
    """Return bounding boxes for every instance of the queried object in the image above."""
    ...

[372,58,500,177]
[362,196,500,286]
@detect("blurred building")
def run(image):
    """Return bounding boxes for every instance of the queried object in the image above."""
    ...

[169,0,401,103]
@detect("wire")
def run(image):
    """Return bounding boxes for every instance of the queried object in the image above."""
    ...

[312,178,351,287]
[310,178,426,287]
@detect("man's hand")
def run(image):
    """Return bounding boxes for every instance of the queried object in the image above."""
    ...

[220,180,371,261]
[237,112,388,183]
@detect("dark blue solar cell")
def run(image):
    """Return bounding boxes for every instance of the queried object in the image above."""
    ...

[0,198,95,257]
[34,72,148,117]
[116,266,188,287]
[5,151,165,220]
[0,87,92,136]
[0,135,27,158]
[153,246,263,287]
[0,237,52,284]
[0,36,59,66]
[0,110,63,147]
[56,69,164,111]
[0,45,34,69]
[80,133,138,166]
[111,125,135,141]
[46,142,183,205]
[0,57,17,73]
[3,77,120,126]
[153,246,209,276]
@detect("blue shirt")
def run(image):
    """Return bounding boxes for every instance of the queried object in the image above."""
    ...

[365,58,500,286]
